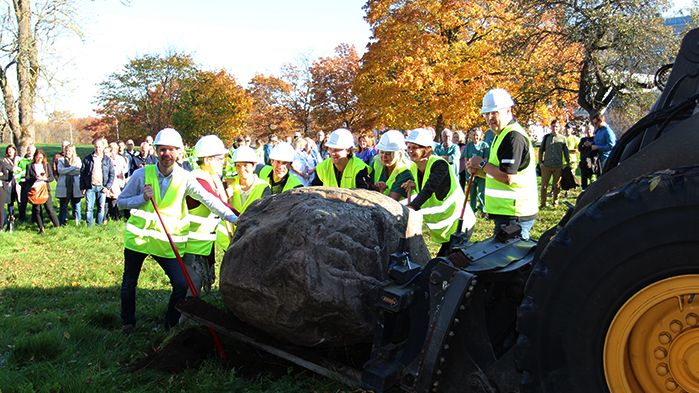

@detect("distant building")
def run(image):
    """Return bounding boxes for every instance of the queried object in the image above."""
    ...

[665,16,693,36]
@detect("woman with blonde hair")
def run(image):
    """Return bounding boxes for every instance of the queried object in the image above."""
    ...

[56,144,83,225]
[372,130,415,201]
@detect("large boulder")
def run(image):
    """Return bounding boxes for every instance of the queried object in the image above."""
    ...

[219,187,430,347]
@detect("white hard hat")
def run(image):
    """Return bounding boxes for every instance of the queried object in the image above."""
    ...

[153,128,184,149]
[232,146,259,163]
[193,135,228,158]
[405,128,434,148]
[269,142,296,162]
[325,128,354,149]
[481,88,515,114]
[376,130,406,152]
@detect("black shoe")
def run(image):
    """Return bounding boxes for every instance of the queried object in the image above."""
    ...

[122,324,135,336]
[164,318,179,330]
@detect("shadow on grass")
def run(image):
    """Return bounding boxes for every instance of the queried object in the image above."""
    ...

[0,286,338,393]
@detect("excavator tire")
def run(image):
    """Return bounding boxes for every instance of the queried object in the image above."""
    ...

[516,166,699,393]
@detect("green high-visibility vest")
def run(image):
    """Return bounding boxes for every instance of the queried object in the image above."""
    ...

[186,169,223,256]
[315,156,368,188]
[372,156,412,199]
[16,157,30,183]
[566,135,579,164]
[484,122,538,218]
[258,165,303,194]
[409,156,464,244]
[124,165,189,258]
[215,175,269,250]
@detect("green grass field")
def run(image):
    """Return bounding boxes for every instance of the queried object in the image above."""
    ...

[0,148,578,392]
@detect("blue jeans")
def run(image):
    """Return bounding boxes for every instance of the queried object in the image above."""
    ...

[85,185,106,226]
[58,197,82,226]
[120,248,187,327]
[492,217,536,240]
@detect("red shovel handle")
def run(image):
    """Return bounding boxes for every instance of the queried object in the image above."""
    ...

[460,174,476,220]
[150,197,227,361]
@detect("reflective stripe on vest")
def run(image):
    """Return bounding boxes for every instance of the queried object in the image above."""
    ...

[124,165,189,258]
[216,175,269,250]
[409,156,465,243]
[186,169,222,256]
[315,156,368,188]
[484,122,538,217]
[259,165,303,194]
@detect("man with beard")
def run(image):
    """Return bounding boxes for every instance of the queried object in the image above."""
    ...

[466,88,538,240]
[117,128,238,335]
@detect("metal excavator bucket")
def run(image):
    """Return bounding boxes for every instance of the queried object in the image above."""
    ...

[362,226,535,393]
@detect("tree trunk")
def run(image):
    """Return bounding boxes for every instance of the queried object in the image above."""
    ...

[435,113,445,137]
[577,57,616,118]
[0,67,21,151]
[12,0,38,155]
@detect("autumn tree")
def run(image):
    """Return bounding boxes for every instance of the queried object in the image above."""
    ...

[94,52,199,141]
[281,59,315,135]
[357,0,579,131]
[246,74,294,140]
[523,0,676,116]
[171,70,251,145]
[310,44,374,132]
[0,0,80,154]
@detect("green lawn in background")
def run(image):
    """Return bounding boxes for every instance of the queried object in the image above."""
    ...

[0,144,578,393]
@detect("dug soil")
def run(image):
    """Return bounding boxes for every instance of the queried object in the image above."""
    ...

[129,326,295,377]
[129,298,372,380]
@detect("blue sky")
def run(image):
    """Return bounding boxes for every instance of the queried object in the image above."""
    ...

[41,0,691,119]
[43,0,371,118]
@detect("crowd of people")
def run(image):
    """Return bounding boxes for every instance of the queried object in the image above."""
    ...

[0,88,618,334]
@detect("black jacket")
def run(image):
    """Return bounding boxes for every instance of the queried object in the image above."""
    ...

[25,161,55,190]
[0,157,15,193]
[80,152,115,191]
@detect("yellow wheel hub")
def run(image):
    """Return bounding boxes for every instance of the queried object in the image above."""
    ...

[605,275,699,392]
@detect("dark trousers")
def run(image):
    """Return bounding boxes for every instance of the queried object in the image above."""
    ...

[120,248,187,327]
[580,165,594,190]
[0,187,7,228]
[3,185,16,230]
[106,197,120,221]
[18,183,28,222]
[32,194,60,230]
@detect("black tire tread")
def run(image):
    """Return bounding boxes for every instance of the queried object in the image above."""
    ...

[515,165,699,393]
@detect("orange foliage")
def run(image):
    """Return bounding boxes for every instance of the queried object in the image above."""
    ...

[172,70,251,146]
[310,44,376,132]
[247,74,295,140]
[357,0,580,130]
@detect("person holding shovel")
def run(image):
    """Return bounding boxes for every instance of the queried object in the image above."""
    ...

[466,88,538,240]
[183,135,234,297]
[116,128,238,335]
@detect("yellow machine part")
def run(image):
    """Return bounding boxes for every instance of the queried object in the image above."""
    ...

[605,275,699,393]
